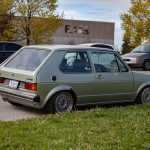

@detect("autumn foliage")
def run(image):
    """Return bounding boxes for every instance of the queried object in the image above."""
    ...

[121,0,150,54]
[0,0,63,45]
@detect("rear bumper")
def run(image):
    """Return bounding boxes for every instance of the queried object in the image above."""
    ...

[0,87,40,103]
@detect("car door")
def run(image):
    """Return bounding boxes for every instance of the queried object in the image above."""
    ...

[59,50,95,104]
[90,50,135,103]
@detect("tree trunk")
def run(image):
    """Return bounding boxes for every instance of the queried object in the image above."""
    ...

[27,38,30,45]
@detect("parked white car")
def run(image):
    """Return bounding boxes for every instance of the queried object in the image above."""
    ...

[78,43,118,51]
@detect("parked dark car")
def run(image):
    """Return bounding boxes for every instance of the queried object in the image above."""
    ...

[0,41,22,63]
[121,44,150,70]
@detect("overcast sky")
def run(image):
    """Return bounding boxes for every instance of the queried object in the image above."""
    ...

[57,0,131,49]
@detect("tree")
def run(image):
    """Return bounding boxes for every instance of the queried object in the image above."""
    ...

[121,37,132,54]
[0,0,14,41]
[121,0,150,53]
[12,0,63,45]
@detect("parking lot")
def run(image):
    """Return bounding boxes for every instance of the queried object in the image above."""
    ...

[0,96,47,121]
[0,70,150,122]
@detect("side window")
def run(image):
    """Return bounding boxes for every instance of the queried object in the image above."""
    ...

[116,56,128,72]
[0,43,5,51]
[60,51,91,73]
[91,52,119,73]
[143,45,150,53]
[5,43,21,51]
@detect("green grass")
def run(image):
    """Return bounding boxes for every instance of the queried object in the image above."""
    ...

[0,104,150,150]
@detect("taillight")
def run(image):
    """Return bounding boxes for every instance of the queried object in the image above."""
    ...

[0,77,5,83]
[25,83,37,91]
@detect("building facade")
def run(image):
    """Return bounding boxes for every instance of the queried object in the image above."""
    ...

[53,19,115,45]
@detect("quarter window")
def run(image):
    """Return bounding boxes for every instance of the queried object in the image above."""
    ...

[60,51,91,73]
[116,57,128,72]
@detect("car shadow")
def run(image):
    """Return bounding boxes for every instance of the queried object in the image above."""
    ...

[11,102,135,116]
[13,104,48,115]
[75,102,135,112]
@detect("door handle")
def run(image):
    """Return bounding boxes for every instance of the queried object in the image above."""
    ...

[96,74,104,79]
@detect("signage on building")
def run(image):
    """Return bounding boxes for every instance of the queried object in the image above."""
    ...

[65,25,89,34]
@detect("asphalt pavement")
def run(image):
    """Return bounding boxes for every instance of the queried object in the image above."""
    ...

[0,96,46,122]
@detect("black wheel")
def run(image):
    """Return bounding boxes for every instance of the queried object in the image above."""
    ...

[137,87,150,104]
[46,91,74,114]
[8,101,22,106]
[143,60,150,70]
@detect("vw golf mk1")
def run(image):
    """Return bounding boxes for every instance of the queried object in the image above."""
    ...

[0,45,149,113]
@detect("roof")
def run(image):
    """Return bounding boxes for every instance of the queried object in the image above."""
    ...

[78,43,114,46]
[143,43,150,46]
[23,44,114,52]
[64,19,115,24]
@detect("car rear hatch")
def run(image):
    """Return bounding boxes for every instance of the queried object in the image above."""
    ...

[0,67,35,82]
[0,67,36,90]
[0,47,51,105]
[0,68,40,103]
[0,47,51,88]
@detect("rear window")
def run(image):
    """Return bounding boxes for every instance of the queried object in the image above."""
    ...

[5,48,51,71]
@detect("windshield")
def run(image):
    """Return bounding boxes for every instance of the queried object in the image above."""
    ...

[132,45,150,53]
[5,48,51,71]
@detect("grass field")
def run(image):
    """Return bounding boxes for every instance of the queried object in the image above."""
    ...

[0,104,150,150]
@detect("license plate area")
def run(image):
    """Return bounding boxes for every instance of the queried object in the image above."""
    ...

[9,80,19,89]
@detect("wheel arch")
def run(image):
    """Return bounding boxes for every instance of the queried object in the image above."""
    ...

[144,59,150,62]
[135,82,150,103]
[42,85,77,108]
[143,59,150,70]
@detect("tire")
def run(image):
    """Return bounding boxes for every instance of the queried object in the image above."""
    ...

[143,60,150,71]
[46,91,74,114]
[137,87,150,104]
[8,101,22,106]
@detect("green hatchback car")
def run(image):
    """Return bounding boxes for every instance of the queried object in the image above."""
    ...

[0,45,149,113]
